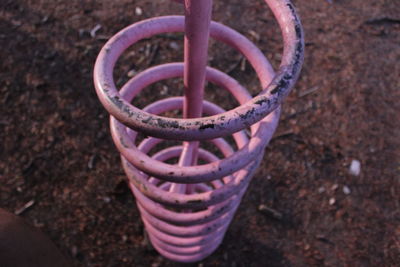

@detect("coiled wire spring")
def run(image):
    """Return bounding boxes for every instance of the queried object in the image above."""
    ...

[94,0,304,262]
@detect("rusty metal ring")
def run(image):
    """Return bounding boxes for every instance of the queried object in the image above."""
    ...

[94,0,303,140]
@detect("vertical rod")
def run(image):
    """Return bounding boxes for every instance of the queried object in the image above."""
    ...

[183,0,212,119]
[169,0,213,194]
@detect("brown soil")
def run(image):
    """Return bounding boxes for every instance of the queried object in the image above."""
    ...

[1,0,399,266]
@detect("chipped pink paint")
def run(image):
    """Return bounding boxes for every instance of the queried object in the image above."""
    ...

[94,0,304,263]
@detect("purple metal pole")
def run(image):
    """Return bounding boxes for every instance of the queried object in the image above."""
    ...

[183,0,212,119]
[171,0,213,194]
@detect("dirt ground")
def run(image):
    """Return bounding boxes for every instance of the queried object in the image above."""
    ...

[0,0,399,266]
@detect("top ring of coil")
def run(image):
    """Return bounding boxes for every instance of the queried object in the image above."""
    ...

[93,0,304,141]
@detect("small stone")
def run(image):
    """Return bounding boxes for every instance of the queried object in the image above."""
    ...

[331,184,339,191]
[169,41,180,50]
[248,30,260,41]
[160,85,168,96]
[135,7,143,16]
[318,186,325,193]
[127,69,137,78]
[349,159,361,176]
[329,197,336,205]
[41,15,49,23]
[102,196,111,203]
[343,185,351,195]
[71,246,78,257]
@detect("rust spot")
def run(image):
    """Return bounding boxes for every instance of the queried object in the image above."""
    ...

[239,108,255,119]
[188,199,203,204]
[157,118,179,129]
[123,105,134,117]
[111,95,123,109]
[199,123,215,130]
[142,116,152,123]
[120,137,129,148]
[255,98,268,105]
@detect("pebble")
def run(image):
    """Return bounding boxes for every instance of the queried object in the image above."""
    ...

[127,69,137,78]
[135,7,143,16]
[248,30,260,41]
[349,159,361,176]
[160,85,168,95]
[318,186,326,193]
[329,197,336,205]
[169,41,180,50]
[71,246,78,257]
[343,185,351,195]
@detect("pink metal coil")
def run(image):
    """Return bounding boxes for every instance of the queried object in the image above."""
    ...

[94,0,304,263]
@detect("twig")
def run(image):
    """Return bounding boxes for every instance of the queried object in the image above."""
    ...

[15,200,35,215]
[365,17,400,26]
[240,57,247,71]
[88,154,97,169]
[258,204,283,220]
[145,43,160,67]
[299,86,320,97]
[272,130,294,140]
[90,24,102,38]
